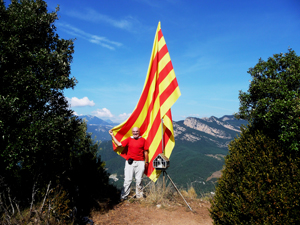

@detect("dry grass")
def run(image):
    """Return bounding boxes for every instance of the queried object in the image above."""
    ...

[129,178,213,211]
[199,192,215,202]
[180,186,198,200]
[137,179,175,208]
[0,184,75,225]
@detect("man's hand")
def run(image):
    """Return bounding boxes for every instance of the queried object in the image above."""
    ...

[145,162,149,172]
[109,130,122,147]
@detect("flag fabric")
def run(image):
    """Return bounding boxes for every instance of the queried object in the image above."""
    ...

[111,22,181,182]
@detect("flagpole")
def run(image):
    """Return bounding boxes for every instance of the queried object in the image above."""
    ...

[161,118,164,154]
[161,118,166,191]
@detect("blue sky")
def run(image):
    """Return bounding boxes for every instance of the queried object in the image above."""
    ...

[44,0,300,122]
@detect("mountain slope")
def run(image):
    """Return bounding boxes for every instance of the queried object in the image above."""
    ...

[166,115,246,193]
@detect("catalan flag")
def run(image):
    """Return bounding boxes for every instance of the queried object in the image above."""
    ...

[111,22,181,182]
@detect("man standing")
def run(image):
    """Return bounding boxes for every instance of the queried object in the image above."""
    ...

[109,127,149,200]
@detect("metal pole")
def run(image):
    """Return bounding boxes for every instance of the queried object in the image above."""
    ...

[165,171,193,211]
[161,118,164,154]
[163,171,166,192]
[127,180,153,201]
[161,118,166,191]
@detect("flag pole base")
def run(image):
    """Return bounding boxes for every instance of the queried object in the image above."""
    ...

[162,170,193,211]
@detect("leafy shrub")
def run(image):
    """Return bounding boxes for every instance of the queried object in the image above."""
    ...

[236,49,300,152]
[210,128,300,224]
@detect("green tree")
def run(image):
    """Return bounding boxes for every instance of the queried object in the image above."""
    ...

[0,0,118,218]
[0,0,75,194]
[0,0,75,172]
[236,49,300,151]
[210,49,300,224]
[210,128,300,224]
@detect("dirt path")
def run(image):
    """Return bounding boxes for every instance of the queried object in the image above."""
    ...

[91,199,212,225]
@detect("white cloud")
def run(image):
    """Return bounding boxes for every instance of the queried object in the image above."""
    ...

[57,23,122,50]
[66,8,134,30]
[118,112,131,121]
[63,8,150,34]
[66,97,95,107]
[92,108,114,118]
[90,109,131,123]
[189,113,200,117]
[90,35,122,47]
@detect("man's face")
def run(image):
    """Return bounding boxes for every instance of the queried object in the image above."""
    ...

[132,127,140,139]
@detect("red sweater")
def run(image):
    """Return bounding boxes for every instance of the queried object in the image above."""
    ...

[121,137,147,161]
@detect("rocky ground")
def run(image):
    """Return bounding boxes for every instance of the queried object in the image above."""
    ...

[91,197,212,225]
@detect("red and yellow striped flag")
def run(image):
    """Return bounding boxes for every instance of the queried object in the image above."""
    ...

[111,22,181,182]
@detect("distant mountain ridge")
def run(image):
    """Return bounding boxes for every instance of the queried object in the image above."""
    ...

[174,115,246,148]
[79,114,244,131]
[79,114,247,193]
[78,115,117,126]
[78,115,117,141]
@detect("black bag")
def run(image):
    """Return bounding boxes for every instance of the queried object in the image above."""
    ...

[128,158,134,165]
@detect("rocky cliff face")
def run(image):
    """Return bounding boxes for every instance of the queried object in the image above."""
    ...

[184,117,231,139]
[183,116,241,138]
[173,115,246,147]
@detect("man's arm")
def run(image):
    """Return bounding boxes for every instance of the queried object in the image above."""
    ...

[144,150,149,163]
[144,150,149,170]
[109,130,122,147]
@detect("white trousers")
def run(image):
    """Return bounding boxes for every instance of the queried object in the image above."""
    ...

[121,160,145,199]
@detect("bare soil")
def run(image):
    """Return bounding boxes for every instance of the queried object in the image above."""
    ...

[91,198,212,225]
[206,170,222,182]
